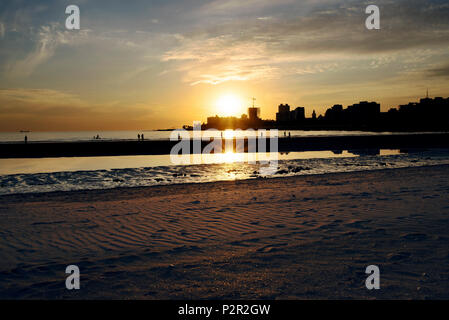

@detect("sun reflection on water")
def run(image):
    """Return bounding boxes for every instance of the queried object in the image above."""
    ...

[0,150,405,175]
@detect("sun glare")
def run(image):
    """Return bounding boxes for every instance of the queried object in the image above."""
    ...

[223,129,235,139]
[215,94,243,117]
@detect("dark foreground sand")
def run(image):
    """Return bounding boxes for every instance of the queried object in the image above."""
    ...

[1,165,449,299]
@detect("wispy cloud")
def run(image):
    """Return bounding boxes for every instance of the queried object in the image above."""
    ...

[0,21,5,38]
[7,23,89,78]
[163,34,281,85]
[0,88,83,104]
[0,87,159,130]
[199,0,296,14]
[160,0,449,85]
[428,62,449,79]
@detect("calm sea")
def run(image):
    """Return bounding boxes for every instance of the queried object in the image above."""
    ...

[0,130,435,143]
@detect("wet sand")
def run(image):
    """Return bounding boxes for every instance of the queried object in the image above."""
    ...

[1,165,449,299]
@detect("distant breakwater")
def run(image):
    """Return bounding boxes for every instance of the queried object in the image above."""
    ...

[1,133,449,158]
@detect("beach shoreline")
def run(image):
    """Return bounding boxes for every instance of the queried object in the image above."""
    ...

[0,164,446,202]
[1,165,449,299]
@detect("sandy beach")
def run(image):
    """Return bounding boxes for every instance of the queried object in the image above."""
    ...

[1,165,449,299]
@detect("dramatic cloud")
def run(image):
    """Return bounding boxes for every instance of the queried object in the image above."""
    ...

[0,0,448,130]
[159,0,449,85]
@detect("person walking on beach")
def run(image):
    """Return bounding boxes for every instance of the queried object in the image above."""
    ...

[138,134,141,141]
[141,133,144,140]
[24,135,27,144]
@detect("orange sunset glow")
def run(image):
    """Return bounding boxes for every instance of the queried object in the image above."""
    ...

[0,0,448,132]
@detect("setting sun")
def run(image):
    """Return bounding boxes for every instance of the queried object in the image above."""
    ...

[215,94,243,117]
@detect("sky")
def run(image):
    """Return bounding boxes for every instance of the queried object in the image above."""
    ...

[0,0,449,131]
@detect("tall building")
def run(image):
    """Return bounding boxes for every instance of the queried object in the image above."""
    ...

[346,101,380,115]
[276,104,305,122]
[248,107,260,121]
[323,102,380,125]
[291,107,305,121]
[276,104,291,122]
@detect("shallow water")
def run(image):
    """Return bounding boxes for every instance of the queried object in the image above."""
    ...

[1,148,448,195]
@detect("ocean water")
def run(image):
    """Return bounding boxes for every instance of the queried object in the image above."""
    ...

[0,130,441,143]
[1,149,449,195]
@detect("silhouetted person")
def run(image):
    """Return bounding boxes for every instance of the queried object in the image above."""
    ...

[138,134,141,141]
[141,133,144,140]
[24,135,27,144]
[96,134,100,140]
[288,132,291,138]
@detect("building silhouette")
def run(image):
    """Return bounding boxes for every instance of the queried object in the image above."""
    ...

[200,95,449,131]
[248,107,260,121]
[385,96,449,130]
[322,101,380,127]
[276,104,305,123]
[205,100,267,130]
